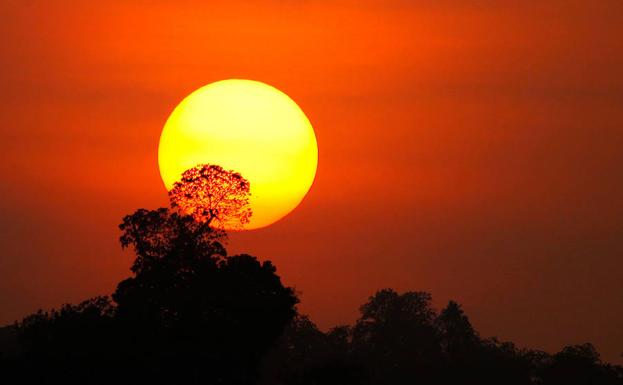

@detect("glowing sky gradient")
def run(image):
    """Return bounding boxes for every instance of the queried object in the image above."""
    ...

[0,1,622,363]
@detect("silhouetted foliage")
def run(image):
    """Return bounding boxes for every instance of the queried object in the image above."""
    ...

[113,203,297,384]
[260,316,367,385]
[119,207,226,273]
[3,297,116,384]
[169,164,252,229]
[261,289,623,385]
[539,343,623,385]
[3,213,297,384]
[4,284,623,385]
[437,300,479,358]
[2,164,622,384]
[350,289,442,383]
[1,164,298,384]
[112,248,297,384]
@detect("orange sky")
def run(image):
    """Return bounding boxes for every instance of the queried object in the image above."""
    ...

[1,1,622,363]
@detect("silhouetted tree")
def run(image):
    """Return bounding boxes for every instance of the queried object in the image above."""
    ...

[540,343,623,385]
[112,247,297,384]
[261,316,367,385]
[437,300,479,358]
[169,164,252,229]
[351,289,442,384]
[474,338,534,385]
[110,164,295,384]
[436,300,487,383]
[10,297,116,384]
[112,164,290,383]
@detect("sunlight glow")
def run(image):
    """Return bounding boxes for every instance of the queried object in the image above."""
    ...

[158,79,318,230]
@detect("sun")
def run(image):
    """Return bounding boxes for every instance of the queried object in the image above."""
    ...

[158,79,318,230]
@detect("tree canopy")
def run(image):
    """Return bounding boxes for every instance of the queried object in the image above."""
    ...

[169,164,252,229]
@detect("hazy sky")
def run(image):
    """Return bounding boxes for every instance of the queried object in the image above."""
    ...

[1,1,622,363]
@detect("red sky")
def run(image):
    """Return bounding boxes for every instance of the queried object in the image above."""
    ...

[1,1,622,363]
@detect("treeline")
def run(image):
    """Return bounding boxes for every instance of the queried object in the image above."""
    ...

[261,290,623,385]
[1,256,622,384]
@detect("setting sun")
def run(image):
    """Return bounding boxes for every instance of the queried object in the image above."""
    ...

[158,79,318,229]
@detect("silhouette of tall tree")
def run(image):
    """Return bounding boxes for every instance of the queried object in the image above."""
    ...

[436,300,479,358]
[169,164,252,229]
[435,300,532,384]
[111,165,295,384]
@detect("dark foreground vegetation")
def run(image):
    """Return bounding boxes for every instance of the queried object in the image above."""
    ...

[1,225,621,385]
[1,165,621,384]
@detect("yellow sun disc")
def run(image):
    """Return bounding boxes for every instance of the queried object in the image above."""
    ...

[158,79,318,230]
